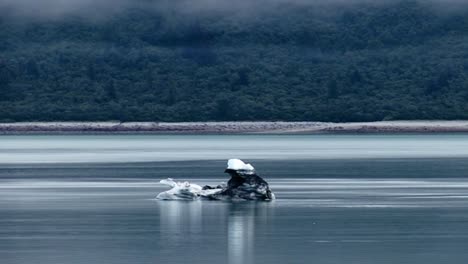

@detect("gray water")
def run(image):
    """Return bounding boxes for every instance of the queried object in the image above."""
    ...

[1,134,468,264]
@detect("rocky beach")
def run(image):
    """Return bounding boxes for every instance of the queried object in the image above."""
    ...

[2,121,468,134]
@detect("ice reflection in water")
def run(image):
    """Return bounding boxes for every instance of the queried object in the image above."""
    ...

[227,203,274,264]
[158,201,202,246]
[228,204,254,264]
[157,200,273,264]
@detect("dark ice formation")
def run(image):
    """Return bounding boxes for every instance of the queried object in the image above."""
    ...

[203,167,274,200]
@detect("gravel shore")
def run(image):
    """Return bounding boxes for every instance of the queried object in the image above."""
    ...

[2,121,468,134]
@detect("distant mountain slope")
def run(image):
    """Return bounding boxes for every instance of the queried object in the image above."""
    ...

[1,0,468,122]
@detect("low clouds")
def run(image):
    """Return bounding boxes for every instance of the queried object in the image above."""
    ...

[0,0,466,21]
[0,0,137,20]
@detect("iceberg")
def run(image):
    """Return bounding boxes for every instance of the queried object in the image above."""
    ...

[157,159,275,201]
[156,179,204,200]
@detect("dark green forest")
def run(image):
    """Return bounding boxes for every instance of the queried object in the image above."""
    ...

[2,0,468,122]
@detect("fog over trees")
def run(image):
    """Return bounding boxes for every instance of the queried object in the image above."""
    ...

[1,0,468,121]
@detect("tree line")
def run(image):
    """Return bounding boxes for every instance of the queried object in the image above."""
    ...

[1,0,468,122]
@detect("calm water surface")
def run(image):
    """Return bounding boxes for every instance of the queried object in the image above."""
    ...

[1,134,468,264]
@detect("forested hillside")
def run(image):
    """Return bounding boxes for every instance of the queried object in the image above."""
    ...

[1,0,468,122]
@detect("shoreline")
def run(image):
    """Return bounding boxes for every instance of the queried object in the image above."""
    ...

[2,121,468,134]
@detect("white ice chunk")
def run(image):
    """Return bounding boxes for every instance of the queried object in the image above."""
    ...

[159,178,177,188]
[157,178,203,200]
[227,159,255,171]
[157,178,223,200]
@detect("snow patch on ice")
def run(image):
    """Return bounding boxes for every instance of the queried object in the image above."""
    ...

[227,159,255,171]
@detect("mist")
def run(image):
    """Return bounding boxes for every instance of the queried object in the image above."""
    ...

[2,0,466,21]
[0,0,138,20]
